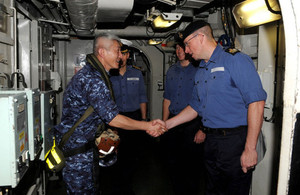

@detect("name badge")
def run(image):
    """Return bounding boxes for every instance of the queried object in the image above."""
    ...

[127,77,139,81]
[211,67,224,73]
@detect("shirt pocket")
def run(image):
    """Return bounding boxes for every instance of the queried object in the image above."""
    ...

[127,78,139,94]
[208,69,226,93]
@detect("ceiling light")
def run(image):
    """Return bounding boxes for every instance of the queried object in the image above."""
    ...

[148,39,163,45]
[152,12,183,28]
[232,0,281,28]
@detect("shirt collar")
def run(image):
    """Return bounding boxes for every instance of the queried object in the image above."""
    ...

[199,44,223,68]
[175,61,191,69]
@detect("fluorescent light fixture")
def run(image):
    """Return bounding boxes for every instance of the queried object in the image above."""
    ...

[232,0,281,28]
[152,12,183,28]
[148,39,163,45]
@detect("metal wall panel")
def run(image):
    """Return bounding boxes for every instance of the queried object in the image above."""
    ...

[0,89,42,161]
[40,90,56,160]
[0,93,29,188]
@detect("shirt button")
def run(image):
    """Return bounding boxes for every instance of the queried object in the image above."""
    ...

[197,81,199,84]
[213,76,216,79]
[204,119,206,122]
[206,68,208,71]
[205,80,207,83]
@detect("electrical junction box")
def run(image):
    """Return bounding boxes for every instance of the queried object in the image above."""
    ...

[0,93,29,188]
[0,89,42,161]
[40,90,56,161]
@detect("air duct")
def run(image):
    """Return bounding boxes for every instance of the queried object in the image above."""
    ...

[96,0,134,23]
[65,0,98,36]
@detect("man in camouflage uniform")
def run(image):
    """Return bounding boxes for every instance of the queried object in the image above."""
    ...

[53,33,165,194]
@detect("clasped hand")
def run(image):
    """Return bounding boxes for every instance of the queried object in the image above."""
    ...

[146,119,167,137]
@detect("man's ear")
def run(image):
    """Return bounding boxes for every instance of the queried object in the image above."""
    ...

[98,47,105,58]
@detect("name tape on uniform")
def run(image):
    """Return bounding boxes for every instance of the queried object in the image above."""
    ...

[127,77,139,81]
[211,67,224,73]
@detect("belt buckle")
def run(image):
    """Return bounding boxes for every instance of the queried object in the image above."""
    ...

[203,127,208,133]
[222,129,226,136]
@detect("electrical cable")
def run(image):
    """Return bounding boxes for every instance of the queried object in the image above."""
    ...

[11,72,28,88]
[265,0,281,15]
[154,45,165,91]
[264,20,280,123]
[178,0,187,7]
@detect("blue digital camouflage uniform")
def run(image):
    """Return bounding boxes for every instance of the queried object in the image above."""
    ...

[53,60,119,194]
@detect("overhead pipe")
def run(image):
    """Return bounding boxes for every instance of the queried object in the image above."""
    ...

[46,0,69,33]
[94,25,186,38]
[94,25,225,39]
[31,0,64,33]
[64,0,98,36]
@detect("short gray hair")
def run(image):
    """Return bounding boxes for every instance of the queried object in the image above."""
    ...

[93,33,121,55]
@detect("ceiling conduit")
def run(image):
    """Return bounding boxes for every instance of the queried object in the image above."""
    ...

[47,2,68,33]
[94,25,186,38]
[65,0,98,36]
[31,0,65,33]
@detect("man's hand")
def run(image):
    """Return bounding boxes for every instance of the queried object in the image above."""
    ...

[240,148,257,173]
[194,130,206,144]
[146,119,166,137]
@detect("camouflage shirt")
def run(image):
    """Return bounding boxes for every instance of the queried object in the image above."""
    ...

[54,62,119,162]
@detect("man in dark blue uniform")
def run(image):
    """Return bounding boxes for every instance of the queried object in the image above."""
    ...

[165,21,267,195]
[53,33,165,194]
[109,44,148,195]
[161,41,205,195]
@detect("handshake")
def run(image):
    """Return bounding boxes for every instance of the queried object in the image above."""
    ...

[145,119,169,137]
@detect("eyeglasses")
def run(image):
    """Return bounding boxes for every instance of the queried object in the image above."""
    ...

[184,33,199,47]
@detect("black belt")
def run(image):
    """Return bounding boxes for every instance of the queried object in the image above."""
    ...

[63,141,95,158]
[203,126,247,136]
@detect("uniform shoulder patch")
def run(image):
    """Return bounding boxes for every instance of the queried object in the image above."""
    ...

[132,65,142,70]
[225,48,240,55]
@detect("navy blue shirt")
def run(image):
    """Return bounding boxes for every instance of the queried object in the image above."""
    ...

[164,61,198,115]
[110,65,147,112]
[54,62,119,162]
[190,45,267,128]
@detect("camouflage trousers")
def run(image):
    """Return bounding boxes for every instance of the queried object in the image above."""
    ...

[62,150,99,194]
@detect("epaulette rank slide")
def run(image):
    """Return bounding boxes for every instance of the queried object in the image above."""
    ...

[225,48,240,55]
[132,65,142,70]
